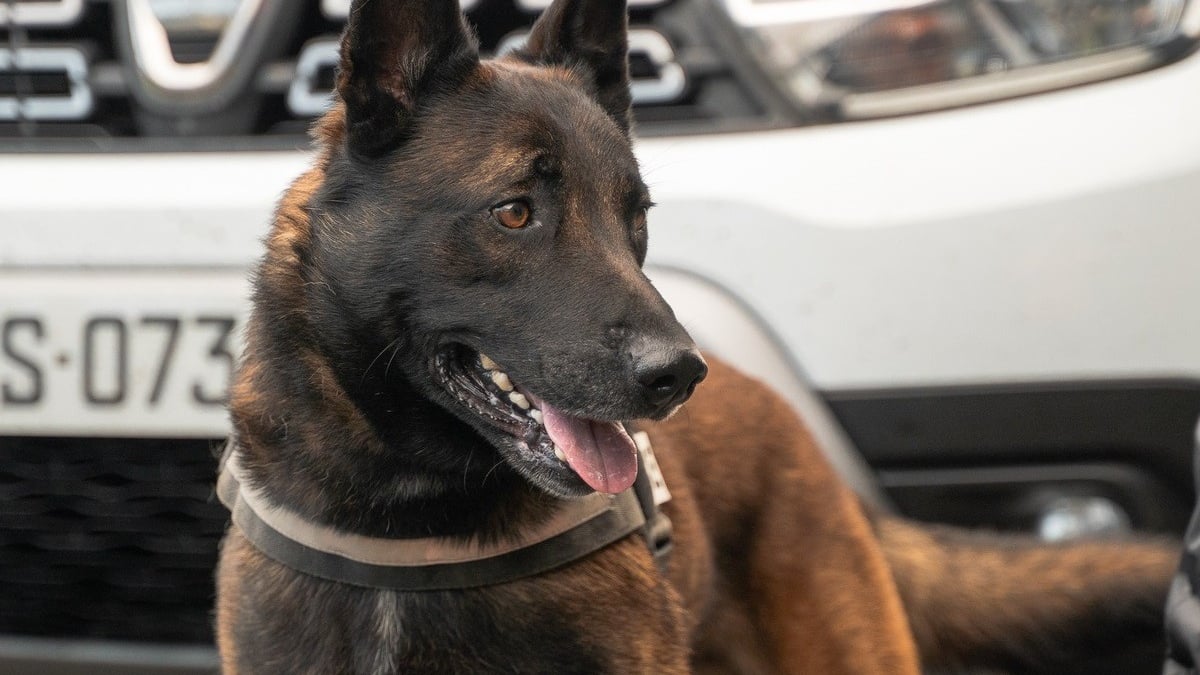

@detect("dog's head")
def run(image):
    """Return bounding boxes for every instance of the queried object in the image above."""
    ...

[304,0,705,498]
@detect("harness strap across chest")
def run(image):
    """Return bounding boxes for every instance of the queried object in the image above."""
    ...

[217,431,673,591]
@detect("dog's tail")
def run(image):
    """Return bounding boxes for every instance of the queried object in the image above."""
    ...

[876,515,1178,674]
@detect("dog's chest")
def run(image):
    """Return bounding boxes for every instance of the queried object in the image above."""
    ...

[354,593,403,675]
[347,588,610,675]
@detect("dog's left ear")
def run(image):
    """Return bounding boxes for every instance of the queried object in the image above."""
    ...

[336,0,480,157]
[521,0,633,134]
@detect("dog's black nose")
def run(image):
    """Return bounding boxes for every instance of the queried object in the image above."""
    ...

[635,347,708,413]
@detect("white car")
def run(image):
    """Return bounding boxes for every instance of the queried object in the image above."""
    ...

[2,0,1198,672]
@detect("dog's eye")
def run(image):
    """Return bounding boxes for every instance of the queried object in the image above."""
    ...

[634,207,648,233]
[492,200,532,230]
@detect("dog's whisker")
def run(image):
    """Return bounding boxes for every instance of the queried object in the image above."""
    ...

[302,281,337,296]
[482,458,506,486]
[383,341,404,380]
[362,335,404,384]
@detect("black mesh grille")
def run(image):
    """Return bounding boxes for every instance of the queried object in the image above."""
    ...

[0,437,226,644]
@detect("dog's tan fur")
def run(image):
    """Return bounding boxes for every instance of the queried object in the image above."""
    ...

[647,358,922,674]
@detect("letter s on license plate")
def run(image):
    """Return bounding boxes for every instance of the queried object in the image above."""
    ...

[0,273,249,438]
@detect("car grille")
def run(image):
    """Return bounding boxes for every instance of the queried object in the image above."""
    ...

[0,437,226,644]
[1,0,771,150]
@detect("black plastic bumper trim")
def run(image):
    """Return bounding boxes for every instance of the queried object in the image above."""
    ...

[0,636,217,675]
[824,378,1200,498]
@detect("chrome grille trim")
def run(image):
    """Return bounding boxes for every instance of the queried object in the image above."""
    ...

[628,30,687,105]
[0,0,84,27]
[287,39,338,118]
[495,28,688,106]
[125,0,266,93]
[516,0,668,8]
[321,0,480,20]
[0,46,93,121]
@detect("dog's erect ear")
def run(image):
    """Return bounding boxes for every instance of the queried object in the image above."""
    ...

[336,0,480,156]
[521,0,633,134]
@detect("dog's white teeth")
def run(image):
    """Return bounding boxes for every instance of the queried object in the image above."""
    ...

[479,354,498,371]
[554,445,567,462]
[509,392,530,410]
[529,409,544,425]
[492,371,514,392]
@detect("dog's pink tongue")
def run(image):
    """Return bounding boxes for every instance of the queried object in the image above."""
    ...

[540,402,638,494]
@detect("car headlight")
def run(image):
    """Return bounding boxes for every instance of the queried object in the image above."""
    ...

[715,0,1199,119]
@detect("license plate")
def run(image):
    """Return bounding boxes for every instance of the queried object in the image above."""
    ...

[0,271,249,437]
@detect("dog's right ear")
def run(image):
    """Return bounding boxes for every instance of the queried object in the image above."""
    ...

[336,0,480,157]
[521,0,632,134]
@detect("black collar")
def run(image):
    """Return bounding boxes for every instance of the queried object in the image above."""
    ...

[217,431,673,591]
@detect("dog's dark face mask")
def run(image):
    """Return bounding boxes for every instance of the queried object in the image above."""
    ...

[306,0,706,498]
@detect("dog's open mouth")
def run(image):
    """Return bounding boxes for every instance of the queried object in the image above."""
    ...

[433,347,638,494]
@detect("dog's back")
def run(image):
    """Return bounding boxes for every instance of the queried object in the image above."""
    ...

[648,358,1176,674]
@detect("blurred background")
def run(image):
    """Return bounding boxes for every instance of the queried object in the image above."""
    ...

[2,0,1199,672]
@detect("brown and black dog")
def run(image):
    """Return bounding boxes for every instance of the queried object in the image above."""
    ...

[215,0,1178,673]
